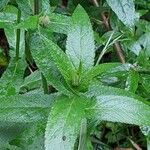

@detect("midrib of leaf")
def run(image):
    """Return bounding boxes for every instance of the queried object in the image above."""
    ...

[48,98,75,141]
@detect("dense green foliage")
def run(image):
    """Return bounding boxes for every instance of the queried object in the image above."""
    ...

[0,0,150,149]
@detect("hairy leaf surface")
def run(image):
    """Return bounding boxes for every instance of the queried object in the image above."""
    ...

[30,32,73,95]
[66,5,95,72]
[87,83,150,126]
[45,95,91,150]
[106,0,137,27]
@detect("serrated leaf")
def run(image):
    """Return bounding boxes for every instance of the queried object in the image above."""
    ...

[0,93,55,122]
[106,0,137,27]
[66,5,95,72]
[0,92,55,108]
[87,83,150,126]
[45,95,91,150]
[30,32,73,95]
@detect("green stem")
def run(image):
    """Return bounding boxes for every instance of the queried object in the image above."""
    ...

[16,8,21,60]
[41,73,49,94]
[34,0,40,15]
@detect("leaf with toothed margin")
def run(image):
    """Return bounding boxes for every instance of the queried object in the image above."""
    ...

[45,95,92,150]
[30,32,74,95]
[0,92,55,123]
[66,5,95,73]
[86,82,150,126]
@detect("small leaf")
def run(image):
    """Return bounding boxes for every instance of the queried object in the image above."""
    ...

[45,95,91,150]
[87,83,150,126]
[66,5,95,72]
[106,0,137,27]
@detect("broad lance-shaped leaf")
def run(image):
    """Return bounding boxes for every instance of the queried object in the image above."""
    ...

[45,95,92,150]
[0,93,55,122]
[66,5,95,72]
[0,57,26,95]
[106,0,137,27]
[30,32,74,95]
[87,83,150,126]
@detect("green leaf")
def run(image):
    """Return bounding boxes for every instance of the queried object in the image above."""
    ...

[16,15,39,29]
[4,29,25,56]
[0,5,17,28]
[78,118,87,150]
[80,63,120,90]
[42,13,71,34]
[41,0,51,15]
[16,0,33,17]
[106,0,137,27]
[15,121,46,150]
[125,69,139,93]
[0,0,10,11]
[20,70,41,90]
[0,122,26,147]
[66,5,95,72]
[30,32,73,95]
[87,83,150,126]
[45,95,91,150]
[139,32,150,57]
[0,93,55,122]
[0,57,26,95]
